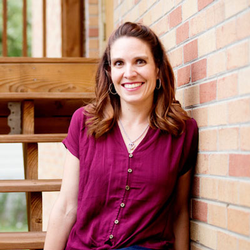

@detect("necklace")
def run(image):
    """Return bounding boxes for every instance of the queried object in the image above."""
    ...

[119,119,149,152]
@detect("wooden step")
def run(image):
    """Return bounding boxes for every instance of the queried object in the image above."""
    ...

[0,231,46,249]
[0,179,61,192]
[0,133,67,143]
[0,92,95,100]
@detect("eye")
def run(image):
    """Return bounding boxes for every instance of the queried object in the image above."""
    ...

[114,60,123,67]
[136,59,146,65]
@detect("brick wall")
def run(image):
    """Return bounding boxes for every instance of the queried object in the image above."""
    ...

[85,0,100,57]
[113,0,250,249]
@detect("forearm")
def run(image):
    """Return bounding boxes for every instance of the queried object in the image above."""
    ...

[44,203,77,250]
[173,208,190,250]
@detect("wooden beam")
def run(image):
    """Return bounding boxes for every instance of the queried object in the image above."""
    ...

[0,134,67,143]
[0,179,62,192]
[0,231,46,249]
[61,0,84,57]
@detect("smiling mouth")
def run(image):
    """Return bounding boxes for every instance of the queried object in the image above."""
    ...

[122,82,143,89]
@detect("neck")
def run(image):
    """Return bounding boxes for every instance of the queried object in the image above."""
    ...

[119,102,152,125]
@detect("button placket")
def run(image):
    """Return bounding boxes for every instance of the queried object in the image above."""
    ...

[107,153,134,242]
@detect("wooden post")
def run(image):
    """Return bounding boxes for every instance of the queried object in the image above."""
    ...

[22,0,28,57]
[22,101,43,235]
[61,0,84,57]
[2,0,7,57]
[43,0,47,57]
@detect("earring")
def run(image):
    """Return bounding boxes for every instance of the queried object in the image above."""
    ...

[109,83,117,95]
[156,79,162,90]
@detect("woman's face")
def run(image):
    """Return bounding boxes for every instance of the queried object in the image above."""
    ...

[110,36,158,109]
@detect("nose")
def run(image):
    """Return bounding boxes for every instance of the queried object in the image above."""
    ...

[123,64,137,78]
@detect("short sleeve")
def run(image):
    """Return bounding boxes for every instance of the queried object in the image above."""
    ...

[62,107,84,159]
[179,118,199,176]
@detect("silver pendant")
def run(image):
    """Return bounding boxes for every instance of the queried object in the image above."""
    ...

[128,142,135,151]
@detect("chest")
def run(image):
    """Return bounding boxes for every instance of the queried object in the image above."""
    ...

[77,127,184,202]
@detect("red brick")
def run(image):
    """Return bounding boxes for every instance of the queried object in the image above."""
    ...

[192,176,200,197]
[177,65,191,86]
[200,80,216,104]
[184,39,198,63]
[229,154,250,177]
[169,6,182,29]
[176,22,189,44]
[192,199,208,222]
[168,47,183,68]
[198,0,214,10]
[191,59,207,82]
[89,28,99,37]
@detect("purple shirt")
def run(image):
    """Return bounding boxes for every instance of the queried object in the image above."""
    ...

[63,107,198,250]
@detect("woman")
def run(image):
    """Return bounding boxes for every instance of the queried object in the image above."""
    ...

[44,22,198,250]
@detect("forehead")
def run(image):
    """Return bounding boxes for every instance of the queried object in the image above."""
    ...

[110,36,153,59]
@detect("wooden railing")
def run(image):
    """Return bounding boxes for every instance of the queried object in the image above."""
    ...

[1,0,46,57]
[1,0,84,58]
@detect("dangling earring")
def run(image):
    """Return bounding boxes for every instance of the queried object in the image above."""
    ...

[109,83,117,95]
[156,79,162,90]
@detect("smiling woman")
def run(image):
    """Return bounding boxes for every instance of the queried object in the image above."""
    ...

[44,22,198,250]
[110,36,158,109]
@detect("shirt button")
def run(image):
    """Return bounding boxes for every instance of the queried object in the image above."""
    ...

[129,153,133,158]
[109,234,114,239]
[128,168,133,173]
[125,185,130,191]
[114,219,119,224]
[120,203,125,208]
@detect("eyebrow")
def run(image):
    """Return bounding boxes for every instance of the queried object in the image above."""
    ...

[111,55,149,61]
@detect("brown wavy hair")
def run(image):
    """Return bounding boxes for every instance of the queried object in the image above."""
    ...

[85,22,189,138]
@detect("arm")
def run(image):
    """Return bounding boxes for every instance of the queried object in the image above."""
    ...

[44,150,79,250]
[173,169,192,250]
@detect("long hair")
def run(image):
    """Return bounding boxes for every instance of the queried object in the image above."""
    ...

[85,22,189,138]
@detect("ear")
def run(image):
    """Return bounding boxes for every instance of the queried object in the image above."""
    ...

[156,67,160,77]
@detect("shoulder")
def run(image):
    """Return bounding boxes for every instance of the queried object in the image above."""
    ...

[185,118,198,134]
[70,107,87,130]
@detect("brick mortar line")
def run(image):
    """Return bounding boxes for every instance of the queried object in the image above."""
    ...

[196,150,250,155]
[197,122,250,131]
[190,219,250,240]
[190,241,213,250]
[193,173,250,181]
[198,149,250,154]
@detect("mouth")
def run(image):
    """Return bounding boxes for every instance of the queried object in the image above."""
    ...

[122,82,144,89]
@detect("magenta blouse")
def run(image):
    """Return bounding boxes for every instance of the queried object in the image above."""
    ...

[63,107,198,250]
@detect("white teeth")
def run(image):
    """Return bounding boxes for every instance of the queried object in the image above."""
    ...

[124,83,142,89]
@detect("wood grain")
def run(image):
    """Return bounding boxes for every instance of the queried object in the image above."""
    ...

[0,134,67,143]
[0,231,45,249]
[0,63,96,93]
[0,179,61,192]
[61,0,84,57]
